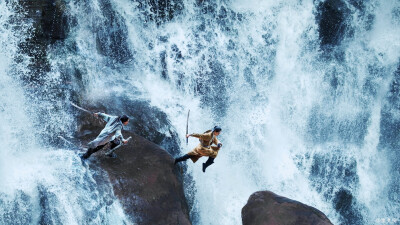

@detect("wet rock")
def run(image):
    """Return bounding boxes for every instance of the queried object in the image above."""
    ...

[242,191,333,225]
[93,133,190,225]
[160,50,168,79]
[315,0,350,49]
[309,150,359,193]
[74,105,191,225]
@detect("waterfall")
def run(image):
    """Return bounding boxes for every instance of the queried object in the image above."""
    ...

[1,0,399,224]
[0,1,129,224]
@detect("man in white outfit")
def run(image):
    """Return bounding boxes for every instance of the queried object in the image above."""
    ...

[82,112,130,159]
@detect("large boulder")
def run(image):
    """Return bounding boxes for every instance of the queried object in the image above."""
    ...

[75,110,191,225]
[242,191,333,225]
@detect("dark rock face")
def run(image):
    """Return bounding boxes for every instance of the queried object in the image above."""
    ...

[242,191,333,225]
[333,188,364,225]
[75,108,191,225]
[315,0,350,49]
[22,0,69,41]
[19,0,69,80]
[15,0,74,147]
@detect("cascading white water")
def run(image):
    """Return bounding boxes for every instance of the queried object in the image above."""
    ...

[0,1,129,224]
[2,0,399,224]
[103,0,399,224]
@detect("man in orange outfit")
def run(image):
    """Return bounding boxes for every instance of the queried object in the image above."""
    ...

[174,126,222,172]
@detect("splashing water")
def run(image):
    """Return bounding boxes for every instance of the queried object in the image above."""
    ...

[0,1,129,224]
[2,0,400,224]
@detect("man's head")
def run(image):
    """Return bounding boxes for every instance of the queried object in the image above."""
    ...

[213,126,222,136]
[121,115,129,125]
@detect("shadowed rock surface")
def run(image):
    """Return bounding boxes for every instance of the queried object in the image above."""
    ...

[242,191,333,225]
[75,109,191,225]
[19,0,69,80]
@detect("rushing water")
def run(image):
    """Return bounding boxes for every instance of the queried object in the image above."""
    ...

[1,0,400,224]
[0,1,129,224]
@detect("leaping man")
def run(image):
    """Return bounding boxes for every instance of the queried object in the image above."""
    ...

[82,113,130,159]
[174,126,222,172]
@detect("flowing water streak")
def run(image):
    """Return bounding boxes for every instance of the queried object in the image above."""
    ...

[0,0,38,195]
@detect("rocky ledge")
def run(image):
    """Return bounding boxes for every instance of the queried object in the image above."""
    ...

[75,109,191,225]
[242,191,333,225]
